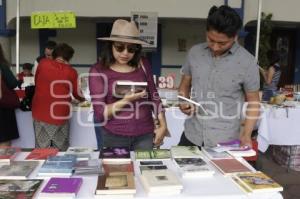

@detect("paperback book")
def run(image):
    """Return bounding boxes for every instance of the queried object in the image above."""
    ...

[173,157,215,177]
[0,179,43,199]
[140,170,183,195]
[170,146,202,158]
[95,172,136,195]
[100,147,131,164]
[177,95,209,116]
[210,158,252,175]
[139,165,168,174]
[213,139,256,157]
[0,146,20,163]
[39,177,83,199]
[102,162,134,173]
[202,147,233,160]
[38,161,75,177]
[74,159,102,175]
[234,172,283,193]
[25,148,59,160]
[135,149,171,160]
[65,147,93,161]
[113,81,147,98]
[0,161,39,179]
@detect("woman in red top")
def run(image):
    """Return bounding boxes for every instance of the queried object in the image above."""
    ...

[32,43,84,150]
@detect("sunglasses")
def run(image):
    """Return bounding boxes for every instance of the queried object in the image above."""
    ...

[113,42,140,54]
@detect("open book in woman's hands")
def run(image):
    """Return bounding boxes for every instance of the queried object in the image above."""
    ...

[113,81,147,98]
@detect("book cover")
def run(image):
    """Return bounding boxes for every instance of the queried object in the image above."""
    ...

[100,147,131,163]
[177,95,208,116]
[174,158,214,177]
[103,162,134,173]
[38,161,74,175]
[65,147,93,161]
[140,170,183,192]
[202,147,233,159]
[139,161,163,166]
[40,177,83,196]
[211,159,251,175]
[139,165,168,174]
[46,154,77,163]
[0,161,39,179]
[25,148,59,160]
[231,176,251,194]
[135,149,171,160]
[96,172,136,195]
[0,147,20,162]
[0,179,43,199]
[171,146,202,158]
[113,81,147,98]
[214,139,256,157]
[235,172,283,193]
[74,159,102,175]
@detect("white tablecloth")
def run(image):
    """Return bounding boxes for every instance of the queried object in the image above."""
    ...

[14,152,282,199]
[12,107,186,149]
[257,104,300,152]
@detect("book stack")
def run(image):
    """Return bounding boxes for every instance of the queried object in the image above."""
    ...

[135,149,171,161]
[232,171,283,193]
[0,161,39,179]
[213,139,256,157]
[100,147,131,164]
[65,147,93,161]
[173,157,215,177]
[140,169,183,196]
[0,179,43,198]
[38,155,77,177]
[73,159,103,175]
[95,162,136,198]
[25,148,59,160]
[39,177,83,199]
[0,146,20,164]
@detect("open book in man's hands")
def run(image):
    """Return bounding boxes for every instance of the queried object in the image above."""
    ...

[177,95,209,116]
[113,81,147,98]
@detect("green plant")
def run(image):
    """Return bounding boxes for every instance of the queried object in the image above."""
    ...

[258,12,273,68]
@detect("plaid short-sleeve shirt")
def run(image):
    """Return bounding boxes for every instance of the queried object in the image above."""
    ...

[181,42,259,147]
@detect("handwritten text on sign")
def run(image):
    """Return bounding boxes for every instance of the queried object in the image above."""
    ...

[31,11,76,29]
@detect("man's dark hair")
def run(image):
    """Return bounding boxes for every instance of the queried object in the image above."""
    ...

[206,5,242,38]
[52,43,74,62]
[99,41,142,69]
[45,40,57,50]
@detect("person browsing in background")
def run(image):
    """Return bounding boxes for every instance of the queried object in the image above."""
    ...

[260,50,281,101]
[32,40,57,75]
[89,19,168,150]
[178,5,260,148]
[0,43,20,146]
[31,43,85,151]
[17,63,33,84]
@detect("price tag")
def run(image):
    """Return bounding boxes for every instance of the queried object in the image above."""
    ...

[31,11,76,29]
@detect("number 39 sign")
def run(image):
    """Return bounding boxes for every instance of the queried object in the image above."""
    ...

[158,75,175,89]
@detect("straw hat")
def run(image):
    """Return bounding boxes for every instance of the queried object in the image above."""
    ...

[97,19,148,45]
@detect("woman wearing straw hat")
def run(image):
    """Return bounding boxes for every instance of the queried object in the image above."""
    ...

[89,19,168,150]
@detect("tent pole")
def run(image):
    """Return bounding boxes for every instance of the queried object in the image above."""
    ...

[255,0,262,62]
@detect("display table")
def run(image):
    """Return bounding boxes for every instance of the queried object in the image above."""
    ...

[12,107,186,149]
[14,152,282,199]
[257,104,300,152]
